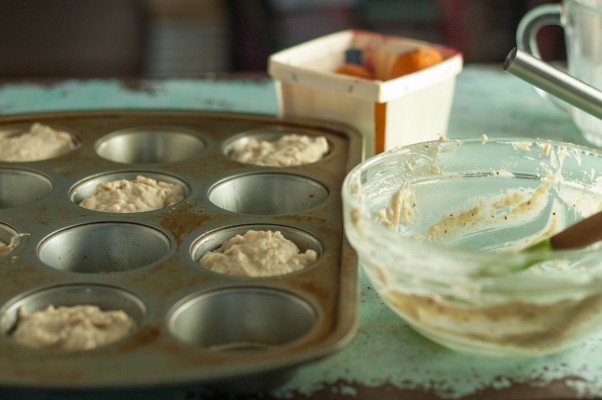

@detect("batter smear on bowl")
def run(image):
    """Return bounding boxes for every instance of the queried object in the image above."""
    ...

[230,134,328,167]
[200,230,317,277]
[11,305,137,351]
[79,175,185,213]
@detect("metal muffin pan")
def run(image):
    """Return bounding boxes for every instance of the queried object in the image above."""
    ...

[0,110,362,394]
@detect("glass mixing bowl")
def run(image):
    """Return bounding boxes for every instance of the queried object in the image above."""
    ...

[342,137,602,357]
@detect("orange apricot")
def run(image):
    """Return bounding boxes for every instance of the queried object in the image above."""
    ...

[388,47,444,79]
[334,64,374,80]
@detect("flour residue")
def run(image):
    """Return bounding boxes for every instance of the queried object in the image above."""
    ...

[417,171,559,249]
[376,183,415,228]
[398,139,460,178]
[378,141,600,252]
[376,171,561,252]
[511,141,532,151]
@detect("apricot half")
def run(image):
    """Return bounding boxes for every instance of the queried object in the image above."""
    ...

[334,64,373,80]
[389,48,443,79]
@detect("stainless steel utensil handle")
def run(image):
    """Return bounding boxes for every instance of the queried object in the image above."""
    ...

[504,47,602,120]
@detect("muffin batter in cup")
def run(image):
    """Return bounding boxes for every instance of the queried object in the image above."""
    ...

[0,123,77,162]
[79,175,185,213]
[11,305,137,351]
[200,229,317,277]
[230,134,328,167]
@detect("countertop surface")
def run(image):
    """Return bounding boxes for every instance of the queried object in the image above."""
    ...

[0,65,600,400]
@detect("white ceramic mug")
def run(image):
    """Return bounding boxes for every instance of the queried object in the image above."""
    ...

[517,0,602,146]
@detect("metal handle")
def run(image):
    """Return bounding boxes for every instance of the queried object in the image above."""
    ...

[503,47,602,120]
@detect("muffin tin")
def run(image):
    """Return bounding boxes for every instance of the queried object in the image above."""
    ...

[0,110,362,395]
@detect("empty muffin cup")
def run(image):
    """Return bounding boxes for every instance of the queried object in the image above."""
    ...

[208,173,328,215]
[0,284,145,351]
[37,222,171,273]
[168,287,317,351]
[0,168,53,209]
[96,126,205,164]
[191,224,323,277]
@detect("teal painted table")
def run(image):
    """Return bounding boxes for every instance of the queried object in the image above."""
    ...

[0,65,600,400]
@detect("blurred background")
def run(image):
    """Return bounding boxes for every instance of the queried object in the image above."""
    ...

[0,0,565,79]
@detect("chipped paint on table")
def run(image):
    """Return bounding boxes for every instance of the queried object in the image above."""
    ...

[0,66,600,400]
[0,78,278,116]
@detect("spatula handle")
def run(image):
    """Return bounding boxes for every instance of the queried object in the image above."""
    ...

[550,210,602,250]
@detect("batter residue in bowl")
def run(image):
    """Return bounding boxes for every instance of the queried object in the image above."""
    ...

[200,230,317,277]
[79,175,185,213]
[374,140,600,252]
[0,123,76,162]
[382,287,602,354]
[230,134,328,167]
[11,305,137,351]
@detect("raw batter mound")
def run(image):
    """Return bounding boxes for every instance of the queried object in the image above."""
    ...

[200,230,317,277]
[230,134,328,167]
[11,305,137,350]
[79,175,185,213]
[0,123,76,162]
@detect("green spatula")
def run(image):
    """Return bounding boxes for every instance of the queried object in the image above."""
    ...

[504,210,602,275]
[478,210,602,277]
